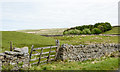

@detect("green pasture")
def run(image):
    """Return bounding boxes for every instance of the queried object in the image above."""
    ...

[103,27,119,34]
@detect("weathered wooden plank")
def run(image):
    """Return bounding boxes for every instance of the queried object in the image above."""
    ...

[32,51,56,56]
[29,45,34,62]
[31,53,40,56]
[33,46,57,50]
[31,55,55,61]
[41,55,55,59]
[31,58,55,65]
[33,50,39,53]
[31,58,39,61]
[40,60,47,63]
[37,48,43,65]
[47,46,51,64]
[42,51,56,55]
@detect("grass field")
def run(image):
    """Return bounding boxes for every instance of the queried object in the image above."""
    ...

[30,57,118,70]
[52,35,119,45]
[1,31,56,52]
[17,28,67,35]
[1,30,119,70]
[2,31,119,52]
[103,26,119,34]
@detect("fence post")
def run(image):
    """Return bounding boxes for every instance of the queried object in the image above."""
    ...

[47,46,51,64]
[29,45,34,62]
[10,41,12,51]
[37,48,43,65]
[55,40,60,60]
[56,39,60,46]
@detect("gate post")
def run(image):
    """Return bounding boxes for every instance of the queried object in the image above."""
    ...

[55,39,60,60]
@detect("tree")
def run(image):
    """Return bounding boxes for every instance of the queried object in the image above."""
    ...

[104,22,112,30]
[82,28,91,34]
[97,25,104,32]
[92,28,102,34]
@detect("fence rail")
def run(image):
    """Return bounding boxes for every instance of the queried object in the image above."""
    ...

[31,51,56,56]
[33,46,57,50]
[31,58,55,65]
[31,55,55,61]
[29,40,60,65]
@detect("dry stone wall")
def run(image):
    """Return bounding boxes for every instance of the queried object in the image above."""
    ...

[56,43,119,61]
[0,47,29,70]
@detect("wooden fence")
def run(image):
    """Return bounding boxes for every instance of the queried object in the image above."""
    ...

[29,40,60,65]
[8,40,60,66]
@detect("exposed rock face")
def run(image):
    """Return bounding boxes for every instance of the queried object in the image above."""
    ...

[56,43,119,61]
[0,47,29,70]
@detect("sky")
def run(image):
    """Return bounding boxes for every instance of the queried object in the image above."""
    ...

[0,0,119,31]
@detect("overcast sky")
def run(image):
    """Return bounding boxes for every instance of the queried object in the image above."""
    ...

[0,0,119,31]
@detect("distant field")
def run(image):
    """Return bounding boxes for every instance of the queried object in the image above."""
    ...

[1,31,56,52]
[17,28,67,35]
[1,31,119,52]
[17,26,120,35]
[52,35,119,45]
[103,26,119,34]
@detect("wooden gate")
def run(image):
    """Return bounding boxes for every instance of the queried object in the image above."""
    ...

[29,40,60,65]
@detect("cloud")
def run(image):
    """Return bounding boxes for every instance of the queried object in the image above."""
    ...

[0,0,119,31]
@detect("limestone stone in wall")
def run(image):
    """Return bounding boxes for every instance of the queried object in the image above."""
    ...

[0,47,29,70]
[56,43,119,61]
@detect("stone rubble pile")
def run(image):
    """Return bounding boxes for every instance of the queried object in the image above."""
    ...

[0,47,29,70]
[56,43,119,61]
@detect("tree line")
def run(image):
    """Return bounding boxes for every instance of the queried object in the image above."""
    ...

[63,22,112,35]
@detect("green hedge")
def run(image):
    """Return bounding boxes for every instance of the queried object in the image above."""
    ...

[63,22,112,35]
[82,28,91,34]
[63,29,81,35]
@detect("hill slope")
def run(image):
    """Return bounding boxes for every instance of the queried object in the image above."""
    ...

[1,31,56,52]
[17,28,67,35]
[103,26,119,34]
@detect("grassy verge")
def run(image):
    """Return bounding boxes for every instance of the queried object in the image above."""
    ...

[30,57,118,70]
